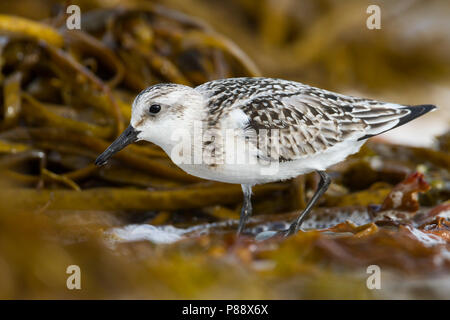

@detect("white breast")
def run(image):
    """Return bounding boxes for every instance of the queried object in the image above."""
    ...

[176,138,365,184]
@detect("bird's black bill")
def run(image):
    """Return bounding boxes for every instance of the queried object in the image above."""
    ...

[95,125,140,166]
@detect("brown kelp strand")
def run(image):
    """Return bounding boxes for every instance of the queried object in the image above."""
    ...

[1,72,22,130]
[0,14,64,47]
[0,183,288,212]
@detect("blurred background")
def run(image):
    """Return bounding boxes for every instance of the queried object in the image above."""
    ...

[0,0,448,299]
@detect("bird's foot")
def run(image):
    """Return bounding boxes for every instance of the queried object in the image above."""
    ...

[255,224,303,241]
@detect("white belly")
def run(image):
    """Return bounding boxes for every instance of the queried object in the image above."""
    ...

[175,139,366,185]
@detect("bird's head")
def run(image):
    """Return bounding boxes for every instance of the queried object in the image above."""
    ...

[95,83,203,166]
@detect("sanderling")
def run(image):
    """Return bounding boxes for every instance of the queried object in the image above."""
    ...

[95,77,436,237]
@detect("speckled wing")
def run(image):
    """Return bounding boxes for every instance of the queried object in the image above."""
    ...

[238,93,370,161]
[197,77,415,162]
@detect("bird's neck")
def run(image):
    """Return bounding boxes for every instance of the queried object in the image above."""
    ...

[157,99,207,163]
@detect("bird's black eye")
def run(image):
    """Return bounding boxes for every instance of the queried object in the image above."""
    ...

[149,104,161,114]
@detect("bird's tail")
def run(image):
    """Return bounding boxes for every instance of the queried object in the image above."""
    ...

[357,104,437,140]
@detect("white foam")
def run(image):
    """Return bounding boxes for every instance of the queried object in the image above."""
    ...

[301,209,372,230]
[106,224,185,244]
[405,225,446,247]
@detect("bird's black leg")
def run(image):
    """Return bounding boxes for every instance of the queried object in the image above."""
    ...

[237,184,253,235]
[285,171,331,237]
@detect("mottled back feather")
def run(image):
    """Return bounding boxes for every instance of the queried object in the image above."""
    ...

[195,77,422,162]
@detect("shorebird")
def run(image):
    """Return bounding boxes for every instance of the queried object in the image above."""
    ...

[95,77,436,237]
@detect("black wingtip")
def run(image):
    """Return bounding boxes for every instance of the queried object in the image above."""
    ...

[396,104,436,128]
[358,104,437,141]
